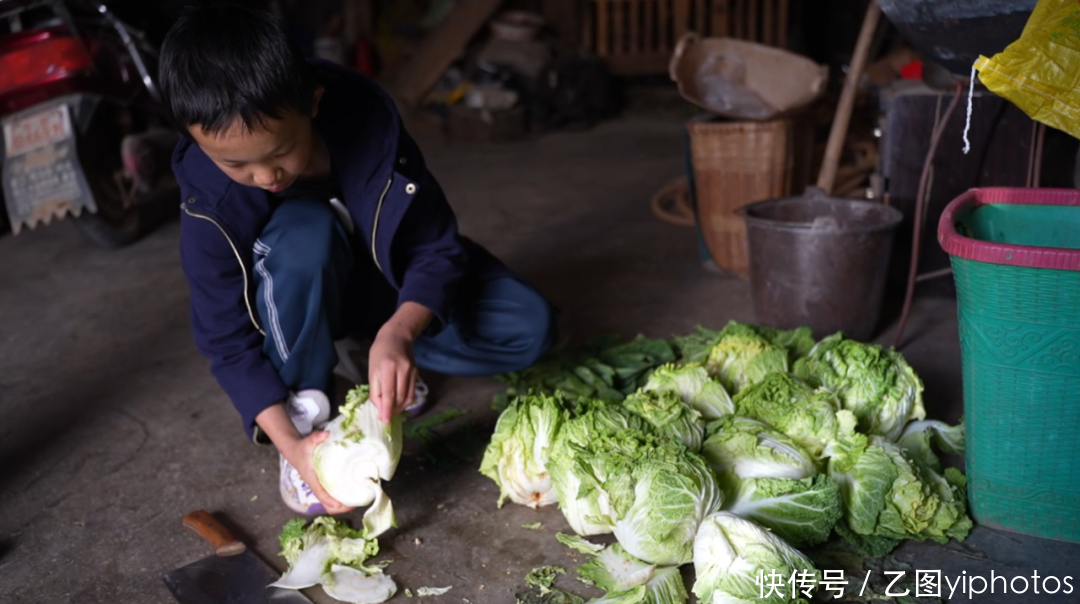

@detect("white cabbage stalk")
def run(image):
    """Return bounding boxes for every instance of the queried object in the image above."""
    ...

[479,393,566,508]
[314,386,403,537]
[642,363,734,420]
[692,512,820,604]
[323,565,397,604]
[271,538,331,589]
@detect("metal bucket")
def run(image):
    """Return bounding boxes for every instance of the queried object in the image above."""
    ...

[741,190,904,341]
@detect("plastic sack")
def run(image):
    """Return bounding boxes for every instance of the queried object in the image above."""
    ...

[975,0,1080,140]
[669,33,827,121]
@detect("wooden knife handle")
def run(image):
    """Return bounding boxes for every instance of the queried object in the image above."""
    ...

[182,510,247,557]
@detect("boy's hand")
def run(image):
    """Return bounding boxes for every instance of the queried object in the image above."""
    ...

[278,430,356,515]
[368,301,434,424]
[368,327,418,424]
[256,403,354,515]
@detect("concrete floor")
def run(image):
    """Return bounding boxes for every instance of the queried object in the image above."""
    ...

[2,115,1077,604]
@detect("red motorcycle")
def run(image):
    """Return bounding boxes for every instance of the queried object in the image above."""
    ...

[0,0,178,247]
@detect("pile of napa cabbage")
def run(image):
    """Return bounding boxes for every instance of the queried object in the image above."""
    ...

[480,321,969,604]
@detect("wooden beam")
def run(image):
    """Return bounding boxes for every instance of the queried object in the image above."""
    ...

[391,0,505,106]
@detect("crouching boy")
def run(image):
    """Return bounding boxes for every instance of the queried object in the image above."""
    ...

[159,4,556,515]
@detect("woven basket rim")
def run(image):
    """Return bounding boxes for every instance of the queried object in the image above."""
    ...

[687,119,792,133]
[939,187,1080,271]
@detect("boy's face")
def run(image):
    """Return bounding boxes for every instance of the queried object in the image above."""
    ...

[189,88,325,192]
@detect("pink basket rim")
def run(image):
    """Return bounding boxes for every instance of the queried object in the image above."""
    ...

[938,187,1080,271]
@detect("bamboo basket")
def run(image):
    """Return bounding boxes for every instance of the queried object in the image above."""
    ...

[688,119,795,277]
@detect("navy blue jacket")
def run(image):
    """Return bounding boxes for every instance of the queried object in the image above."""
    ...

[174,60,507,438]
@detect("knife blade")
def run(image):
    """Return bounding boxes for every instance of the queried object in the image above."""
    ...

[161,510,312,604]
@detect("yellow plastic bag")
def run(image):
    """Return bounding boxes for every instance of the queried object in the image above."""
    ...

[975,0,1080,140]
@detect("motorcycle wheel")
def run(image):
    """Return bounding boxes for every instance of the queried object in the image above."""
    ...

[77,171,144,248]
[75,104,150,248]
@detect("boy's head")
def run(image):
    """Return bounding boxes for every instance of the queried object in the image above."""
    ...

[160,3,323,192]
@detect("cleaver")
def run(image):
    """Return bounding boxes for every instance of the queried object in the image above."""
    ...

[162,510,313,604]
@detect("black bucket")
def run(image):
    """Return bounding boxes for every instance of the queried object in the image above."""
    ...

[740,191,904,341]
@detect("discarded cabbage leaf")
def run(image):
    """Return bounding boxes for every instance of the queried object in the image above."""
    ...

[496,335,675,408]
[272,517,392,603]
[479,393,567,508]
[323,564,396,604]
[793,334,925,441]
[733,373,840,459]
[273,538,332,589]
[704,322,790,393]
[641,363,733,420]
[313,386,403,537]
[622,389,705,452]
[557,532,605,555]
[414,586,452,596]
[896,418,965,471]
[527,565,567,593]
[692,512,819,604]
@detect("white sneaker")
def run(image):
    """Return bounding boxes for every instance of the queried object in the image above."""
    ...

[285,389,331,435]
[406,378,430,415]
[279,390,331,515]
[279,454,326,515]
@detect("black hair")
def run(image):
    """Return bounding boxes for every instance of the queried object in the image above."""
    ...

[158,3,317,135]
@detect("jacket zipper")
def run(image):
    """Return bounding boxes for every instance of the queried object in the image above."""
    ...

[182,205,266,336]
[370,176,393,273]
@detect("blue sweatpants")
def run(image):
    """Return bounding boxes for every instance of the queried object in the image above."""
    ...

[252,198,556,398]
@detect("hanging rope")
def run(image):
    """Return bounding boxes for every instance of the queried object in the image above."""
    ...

[893,82,965,349]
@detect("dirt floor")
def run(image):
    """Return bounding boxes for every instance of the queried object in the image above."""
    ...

[2,114,1078,604]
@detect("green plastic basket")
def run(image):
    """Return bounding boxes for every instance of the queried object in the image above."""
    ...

[939,187,1080,542]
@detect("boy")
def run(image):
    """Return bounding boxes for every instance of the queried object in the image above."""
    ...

[160,4,556,516]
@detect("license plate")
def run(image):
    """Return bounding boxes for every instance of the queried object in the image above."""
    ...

[3,104,71,157]
[1,100,95,234]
